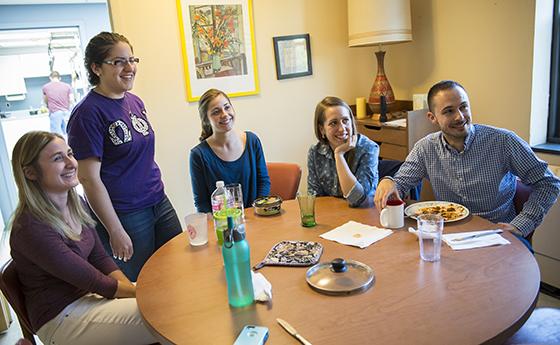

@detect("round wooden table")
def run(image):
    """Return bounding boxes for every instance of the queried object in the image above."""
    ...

[137,197,539,345]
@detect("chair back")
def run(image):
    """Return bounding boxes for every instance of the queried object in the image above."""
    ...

[266,162,302,200]
[514,179,533,214]
[378,159,421,200]
[0,259,36,345]
[513,179,534,244]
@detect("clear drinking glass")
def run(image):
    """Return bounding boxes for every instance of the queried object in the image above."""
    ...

[417,213,444,262]
[225,183,244,223]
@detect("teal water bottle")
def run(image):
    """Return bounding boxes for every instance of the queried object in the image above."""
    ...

[222,216,254,307]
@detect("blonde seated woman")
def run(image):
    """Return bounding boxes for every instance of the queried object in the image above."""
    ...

[9,131,156,345]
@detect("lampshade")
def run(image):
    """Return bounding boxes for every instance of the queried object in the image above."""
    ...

[348,0,412,47]
[348,0,412,110]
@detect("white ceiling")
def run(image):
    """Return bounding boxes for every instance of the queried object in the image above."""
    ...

[0,27,80,50]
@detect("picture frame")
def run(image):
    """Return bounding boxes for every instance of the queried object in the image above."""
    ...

[273,34,312,80]
[176,0,259,102]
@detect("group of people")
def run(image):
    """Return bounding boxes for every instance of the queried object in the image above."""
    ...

[8,30,560,345]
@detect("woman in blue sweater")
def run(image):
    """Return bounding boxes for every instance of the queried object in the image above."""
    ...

[190,89,270,213]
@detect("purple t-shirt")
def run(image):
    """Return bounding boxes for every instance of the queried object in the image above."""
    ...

[68,91,164,212]
[42,81,72,112]
[10,210,119,332]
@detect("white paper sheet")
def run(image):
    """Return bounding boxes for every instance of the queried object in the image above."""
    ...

[320,221,393,249]
[442,230,510,250]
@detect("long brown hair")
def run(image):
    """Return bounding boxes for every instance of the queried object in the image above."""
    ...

[10,131,95,241]
[197,88,233,141]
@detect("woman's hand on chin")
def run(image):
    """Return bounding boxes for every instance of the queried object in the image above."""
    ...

[334,134,357,156]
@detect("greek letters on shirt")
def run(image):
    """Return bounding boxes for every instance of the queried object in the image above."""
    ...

[107,110,150,146]
[131,110,149,136]
[108,120,132,146]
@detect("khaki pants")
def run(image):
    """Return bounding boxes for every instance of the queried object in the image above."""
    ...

[37,293,157,345]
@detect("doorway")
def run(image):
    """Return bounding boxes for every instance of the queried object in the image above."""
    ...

[0,1,112,230]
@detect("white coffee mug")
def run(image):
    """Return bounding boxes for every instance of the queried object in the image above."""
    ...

[380,199,405,228]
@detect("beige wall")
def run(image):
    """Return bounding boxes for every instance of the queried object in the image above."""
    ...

[108,0,556,221]
[109,0,375,219]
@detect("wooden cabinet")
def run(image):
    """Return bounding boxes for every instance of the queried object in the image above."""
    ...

[20,52,50,78]
[356,108,438,161]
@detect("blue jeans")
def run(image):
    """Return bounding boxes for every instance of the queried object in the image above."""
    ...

[50,110,70,135]
[513,233,534,253]
[94,195,182,281]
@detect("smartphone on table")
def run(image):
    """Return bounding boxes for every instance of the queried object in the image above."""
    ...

[233,325,269,345]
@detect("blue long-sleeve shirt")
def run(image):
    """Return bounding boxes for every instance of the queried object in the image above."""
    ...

[189,131,271,213]
[393,124,560,236]
[307,134,379,207]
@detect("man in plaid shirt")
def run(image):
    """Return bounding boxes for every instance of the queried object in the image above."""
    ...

[374,80,560,240]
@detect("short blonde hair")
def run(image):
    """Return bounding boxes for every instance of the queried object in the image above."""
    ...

[10,131,95,241]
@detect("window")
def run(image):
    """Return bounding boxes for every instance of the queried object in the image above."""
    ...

[548,0,560,143]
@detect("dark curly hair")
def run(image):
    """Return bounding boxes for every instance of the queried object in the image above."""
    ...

[84,32,133,86]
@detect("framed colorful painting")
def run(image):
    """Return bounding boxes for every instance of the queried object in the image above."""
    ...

[177,0,259,102]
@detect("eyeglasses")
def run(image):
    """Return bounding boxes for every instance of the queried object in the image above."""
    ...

[102,57,140,67]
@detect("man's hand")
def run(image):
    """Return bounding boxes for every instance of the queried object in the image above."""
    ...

[496,223,524,237]
[374,178,401,210]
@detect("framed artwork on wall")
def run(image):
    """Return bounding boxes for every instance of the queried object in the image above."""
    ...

[176,0,259,102]
[273,33,312,80]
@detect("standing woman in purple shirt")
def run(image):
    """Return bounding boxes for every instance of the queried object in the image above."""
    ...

[67,32,181,281]
[10,131,156,344]
[190,89,270,213]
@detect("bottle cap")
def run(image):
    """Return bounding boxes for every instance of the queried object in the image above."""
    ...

[224,216,245,246]
[216,180,225,188]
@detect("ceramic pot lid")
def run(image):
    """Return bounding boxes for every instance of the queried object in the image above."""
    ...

[305,258,375,295]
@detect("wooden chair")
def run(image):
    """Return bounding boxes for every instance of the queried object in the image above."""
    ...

[514,179,534,244]
[378,159,421,200]
[0,259,37,345]
[266,162,302,200]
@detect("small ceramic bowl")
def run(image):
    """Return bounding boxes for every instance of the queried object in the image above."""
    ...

[253,195,283,216]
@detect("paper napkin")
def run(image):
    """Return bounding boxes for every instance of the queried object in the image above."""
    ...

[442,230,510,250]
[251,271,272,302]
[320,221,393,249]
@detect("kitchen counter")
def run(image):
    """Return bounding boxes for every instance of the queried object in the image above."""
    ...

[0,109,48,121]
[0,110,50,159]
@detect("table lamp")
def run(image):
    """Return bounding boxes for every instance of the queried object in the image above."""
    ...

[348,0,412,112]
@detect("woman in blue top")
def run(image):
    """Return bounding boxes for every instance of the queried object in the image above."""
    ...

[307,96,380,207]
[190,89,271,213]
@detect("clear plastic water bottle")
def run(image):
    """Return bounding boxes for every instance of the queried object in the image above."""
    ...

[222,216,254,308]
[211,181,227,245]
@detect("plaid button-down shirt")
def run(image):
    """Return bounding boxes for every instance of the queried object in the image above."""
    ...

[394,124,560,236]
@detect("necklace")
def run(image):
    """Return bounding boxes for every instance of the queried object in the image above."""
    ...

[95,89,150,144]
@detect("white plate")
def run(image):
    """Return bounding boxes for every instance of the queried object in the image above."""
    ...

[404,201,470,223]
